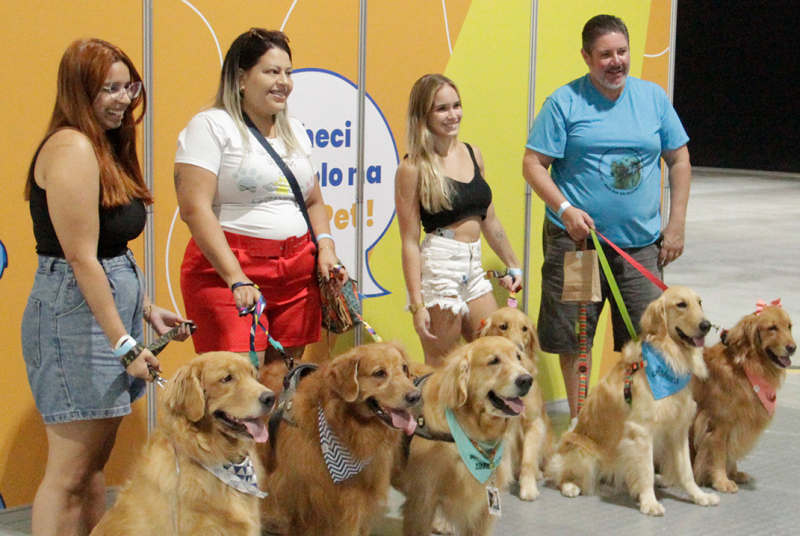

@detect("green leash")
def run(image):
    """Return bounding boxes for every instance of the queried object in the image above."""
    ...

[589,229,639,343]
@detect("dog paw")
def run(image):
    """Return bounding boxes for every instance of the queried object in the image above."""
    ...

[519,479,541,501]
[731,471,751,484]
[431,513,455,535]
[639,500,666,516]
[560,482,581,498]
[693,492,720,507]
[712,478,739,493]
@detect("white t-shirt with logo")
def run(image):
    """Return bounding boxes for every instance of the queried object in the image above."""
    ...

[176,108,317,240]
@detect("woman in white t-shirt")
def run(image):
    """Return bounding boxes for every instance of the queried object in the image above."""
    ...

[175,29,345,389]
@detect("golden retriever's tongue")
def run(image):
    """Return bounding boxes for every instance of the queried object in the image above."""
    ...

[778,355,792,368]
[693,336,705,348]
[389,409,417,435]
[243,418,269,443]
[502,396,525,415]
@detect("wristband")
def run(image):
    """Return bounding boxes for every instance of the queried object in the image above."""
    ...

[507,268,523,277]
[408,302,426,314]
[113,335,136,358]
[120,343,146,368]
[557,201,572,218]
[316,233,335,244]
[231,282,259,292]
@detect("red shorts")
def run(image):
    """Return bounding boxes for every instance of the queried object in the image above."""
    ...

[180,231,321,353]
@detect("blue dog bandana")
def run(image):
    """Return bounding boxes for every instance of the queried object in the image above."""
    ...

[642,342,691,400]
[446,409,503,484]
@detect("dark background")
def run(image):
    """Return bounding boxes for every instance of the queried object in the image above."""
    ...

[674,0,799,173]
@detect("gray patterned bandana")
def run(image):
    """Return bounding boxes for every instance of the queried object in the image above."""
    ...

[318,404,371,483]
[201,455,268,498]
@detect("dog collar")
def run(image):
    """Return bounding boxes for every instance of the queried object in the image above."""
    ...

[445,409,503,484]
[744,367,777,416]
[201,456,267,498]
[642,342,691,400]
[318,404,371,483]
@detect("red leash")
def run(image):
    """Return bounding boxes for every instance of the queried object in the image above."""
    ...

[593,230,668,292]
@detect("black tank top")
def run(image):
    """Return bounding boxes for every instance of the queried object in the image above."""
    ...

[419,143,492,233]
[28,137,147,259]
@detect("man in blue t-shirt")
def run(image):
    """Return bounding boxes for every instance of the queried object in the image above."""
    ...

[522,14,692,420]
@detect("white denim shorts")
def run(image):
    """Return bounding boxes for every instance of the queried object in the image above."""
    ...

[419,234,493,316]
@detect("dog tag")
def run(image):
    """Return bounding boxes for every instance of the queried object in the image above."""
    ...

[486,485,501,516]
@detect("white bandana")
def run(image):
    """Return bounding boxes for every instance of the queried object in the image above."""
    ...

[318,404,371,483]
[201,456,267,498]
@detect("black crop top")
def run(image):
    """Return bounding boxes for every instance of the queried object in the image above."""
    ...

[419,143,492,233]
[28,143,147,259]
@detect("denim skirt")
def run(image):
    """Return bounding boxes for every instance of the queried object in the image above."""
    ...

[21,251,147,424]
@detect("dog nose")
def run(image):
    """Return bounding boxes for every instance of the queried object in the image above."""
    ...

[699,319,711,335]
[405,390,422,406]
[516,374,533,397]
[260,391,276,411]
[788,343,797,356]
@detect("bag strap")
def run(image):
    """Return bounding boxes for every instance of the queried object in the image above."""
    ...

[243,113,317,245]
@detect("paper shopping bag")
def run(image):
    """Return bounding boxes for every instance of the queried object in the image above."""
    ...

[561,250,602,303]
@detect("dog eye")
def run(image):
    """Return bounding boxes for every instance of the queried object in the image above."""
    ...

[373,369,387,378]
[500,323,508,331]
[489,356,500,365]
[220,374,234,383]
[769,325,778,331]
[676,301,687,309]
[516,353,522,361]
[522,326,528,332]
[402,364,409,376]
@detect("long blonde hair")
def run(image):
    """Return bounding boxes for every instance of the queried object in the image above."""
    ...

[406,74,459,213]
[215,28,302,156]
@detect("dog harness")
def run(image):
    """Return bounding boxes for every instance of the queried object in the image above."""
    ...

[401,374,455,460]
[318,404,371,483]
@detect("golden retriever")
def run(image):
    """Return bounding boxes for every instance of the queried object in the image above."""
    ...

[479,307,554,501]
[260,341,421,536]
[90,352,275,536]
[691,305,796,492]
[392,336,532,536]
[547,286,720,516]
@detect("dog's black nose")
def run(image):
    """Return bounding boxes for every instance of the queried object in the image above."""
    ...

[699,319,711,335]
[405,390,422,406]
[516,374,533,397]
[260,391,276,411]
[787,343,797,356]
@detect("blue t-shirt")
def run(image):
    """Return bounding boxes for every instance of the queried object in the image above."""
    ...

[526,75,689,248]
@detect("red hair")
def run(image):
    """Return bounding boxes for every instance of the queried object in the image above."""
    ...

[25,38,152,207]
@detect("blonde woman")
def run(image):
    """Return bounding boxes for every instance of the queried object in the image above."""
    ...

[175,29,347,391]
[396,74,522,365]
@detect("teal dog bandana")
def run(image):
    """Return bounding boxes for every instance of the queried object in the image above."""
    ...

[446,409,503,484]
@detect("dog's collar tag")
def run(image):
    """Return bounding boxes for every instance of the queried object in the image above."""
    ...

[744,367,777,416]
[318,405,371,483]
[642,342,691,400]
[446,409,503,485]
[201,456,267,498]
[486,484,502,516]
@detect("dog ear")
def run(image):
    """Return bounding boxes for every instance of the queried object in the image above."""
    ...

[526,317,540,359]
[724,314,757,361]
[163,364,206,422]
[640,294,668,338]
[439,350,470,409]
[479,316,493,338]
[329,352,361,402]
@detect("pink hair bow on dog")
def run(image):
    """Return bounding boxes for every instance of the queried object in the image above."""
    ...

[755,298,782,315]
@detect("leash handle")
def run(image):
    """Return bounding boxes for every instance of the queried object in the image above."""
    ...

[145,322,197,384]
[589,230,639,343]
[593,230,668,292]
[248,294,292,370]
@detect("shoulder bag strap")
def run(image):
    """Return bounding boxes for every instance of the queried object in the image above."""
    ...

[242,113,317,245]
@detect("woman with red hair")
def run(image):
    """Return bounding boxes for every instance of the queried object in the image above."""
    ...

[22,39,189,535]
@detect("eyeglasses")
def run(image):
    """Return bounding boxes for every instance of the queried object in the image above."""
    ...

[101,81,143,101]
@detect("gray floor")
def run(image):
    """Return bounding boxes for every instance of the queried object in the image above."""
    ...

[3,170,799,535]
